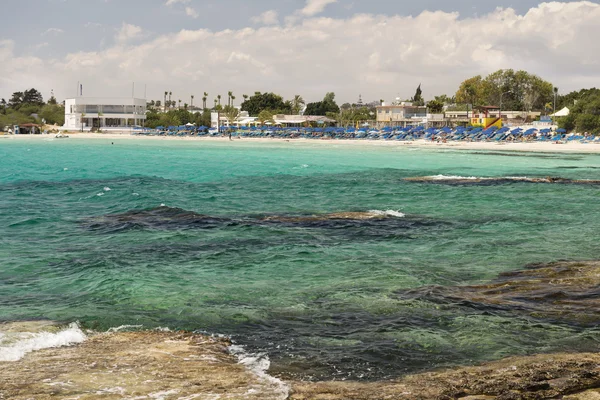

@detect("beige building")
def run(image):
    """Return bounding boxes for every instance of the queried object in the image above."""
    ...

[376,103,428,127]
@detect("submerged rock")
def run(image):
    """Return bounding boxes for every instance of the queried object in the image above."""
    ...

[83,207,409,232]
[404,176,600,186]
[83,206,232,232]
[261,211,393,222]
[396,260,600,326]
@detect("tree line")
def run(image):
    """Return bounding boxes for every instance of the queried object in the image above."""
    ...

[1,88,64,129]
[3,70,600,133]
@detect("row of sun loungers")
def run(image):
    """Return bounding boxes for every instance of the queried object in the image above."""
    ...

[132,125,598,143]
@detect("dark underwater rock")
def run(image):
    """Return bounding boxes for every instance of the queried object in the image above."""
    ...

[395,260,600,326]
[404,176,600,186]
[83,207,416,233]
[82,206,233,232]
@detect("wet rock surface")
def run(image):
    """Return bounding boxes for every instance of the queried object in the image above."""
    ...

[290,352,600,399]
[395,260,600,326]
[0,329,288,399]
[404,176,600,186]
[3,329,600,399]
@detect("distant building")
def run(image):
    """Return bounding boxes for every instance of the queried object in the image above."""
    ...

[64,97,146,130]
[211,111,335,129]
[376,102,427,127]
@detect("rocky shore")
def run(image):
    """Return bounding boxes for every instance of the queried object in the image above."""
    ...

[3,261,600,399]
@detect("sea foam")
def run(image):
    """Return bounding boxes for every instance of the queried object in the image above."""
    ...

[229,344,290,400]
[368,209,406,218]
[429,174,480,180]
[0,322,86,362]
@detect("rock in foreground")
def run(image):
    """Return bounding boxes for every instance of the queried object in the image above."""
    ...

[0,329,288,399]
[291,352,600,399]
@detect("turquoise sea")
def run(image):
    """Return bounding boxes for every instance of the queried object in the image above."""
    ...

[1,137,600,380]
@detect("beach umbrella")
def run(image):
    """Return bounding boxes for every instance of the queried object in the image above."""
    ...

[556,128,567,133]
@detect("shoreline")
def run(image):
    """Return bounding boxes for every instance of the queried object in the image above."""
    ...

[3,260,600,399]
[2,324,600,399]
[4,132,600,153]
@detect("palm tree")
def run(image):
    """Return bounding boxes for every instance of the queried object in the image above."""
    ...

[213,99,218,109]
[224,105,239,127]
[190,95,194,108]
[184,103,188,110]
[291,95,305,115]
[203,92,208,109]
[217,95,221,106]
[257,110,274,126]
[231,95,236,107]
[228,91,233,107]
[243,94,249,103]
[169,92,172,108]
[164,91,168,112]
[178,99,182,109]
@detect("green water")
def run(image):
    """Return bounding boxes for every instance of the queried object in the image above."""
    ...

[1,137,600,380]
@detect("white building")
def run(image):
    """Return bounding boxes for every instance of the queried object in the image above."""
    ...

[64,97,146,130]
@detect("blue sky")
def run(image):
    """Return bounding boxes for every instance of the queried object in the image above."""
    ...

[1,0,600,103]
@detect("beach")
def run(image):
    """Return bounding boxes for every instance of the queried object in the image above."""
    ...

[3,132,600,153]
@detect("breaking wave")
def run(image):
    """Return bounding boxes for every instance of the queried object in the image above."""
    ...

[0,322,86,362]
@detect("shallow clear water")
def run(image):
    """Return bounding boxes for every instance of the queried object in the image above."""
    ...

[2,138,600,380]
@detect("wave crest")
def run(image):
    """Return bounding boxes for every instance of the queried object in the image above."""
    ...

[0,322,86,362]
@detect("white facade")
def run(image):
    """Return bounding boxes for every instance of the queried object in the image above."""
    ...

[64,97,146,130]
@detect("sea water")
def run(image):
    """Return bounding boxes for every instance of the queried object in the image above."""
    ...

[1,138,600,380]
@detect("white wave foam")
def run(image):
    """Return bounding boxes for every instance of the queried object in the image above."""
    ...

[106,324,143,333]
[0,322,86,362]
[103,187,111,192]
[229,344,290,400]
[428,174,480,180]
[368,209,406,218]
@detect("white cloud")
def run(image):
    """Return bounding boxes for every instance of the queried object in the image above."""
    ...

[42,28,64,36]
[2,2,600,104]
[251,10,279,25]
[165,0,190,5]
[185,7,199,18]
[115,23,143,43]
[300,0,337,16]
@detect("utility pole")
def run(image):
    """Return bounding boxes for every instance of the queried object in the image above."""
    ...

[553,87,558,126]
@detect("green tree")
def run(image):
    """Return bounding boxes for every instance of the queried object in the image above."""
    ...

[557,88,600,133]
[427,99,444,113]
[39,104,65,125]
[304,92,339,116]
[8,92,24,109]
[257,110,274,125]
[223,105,239,126]
[411,84,424,106]
[240,92,289,116]
[456,75,484,107]
[291,95,305,115]
[217,95,221,106]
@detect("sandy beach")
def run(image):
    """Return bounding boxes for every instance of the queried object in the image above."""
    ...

[4,132,600,154]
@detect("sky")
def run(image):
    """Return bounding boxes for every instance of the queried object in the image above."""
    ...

[1,0,599,104]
